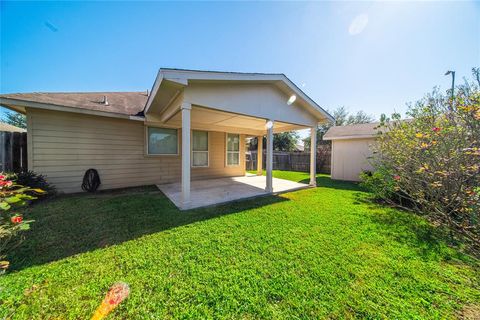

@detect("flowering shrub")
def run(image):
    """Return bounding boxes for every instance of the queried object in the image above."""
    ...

[0,174,44,272]
[362,71,480,254]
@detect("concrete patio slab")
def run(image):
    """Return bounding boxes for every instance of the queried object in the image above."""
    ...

[157,174,309,210]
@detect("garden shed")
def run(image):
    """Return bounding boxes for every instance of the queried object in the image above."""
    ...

[323,122,378,181]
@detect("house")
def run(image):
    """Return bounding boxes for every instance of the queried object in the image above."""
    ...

[294,142,305,152]
[0,68,333,209]
[323,122,378,181]
[0,121,26,133]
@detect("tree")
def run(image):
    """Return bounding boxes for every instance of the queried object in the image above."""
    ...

[361,71,480,255]
[304,107,375,148]
[248,131,300,152]
[1,110,26,129]
[273,132,300,151]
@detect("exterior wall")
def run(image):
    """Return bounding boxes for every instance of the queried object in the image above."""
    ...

[330,138,375,181]
[27,108,245,193]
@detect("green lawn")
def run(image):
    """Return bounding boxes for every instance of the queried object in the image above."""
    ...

[1,172,479,319]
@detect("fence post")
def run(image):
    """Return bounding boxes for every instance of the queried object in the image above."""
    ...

[0,132,5,172]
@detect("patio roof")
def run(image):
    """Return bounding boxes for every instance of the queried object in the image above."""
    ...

[145,68,334,124]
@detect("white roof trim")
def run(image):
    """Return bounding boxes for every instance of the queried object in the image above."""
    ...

[323,134,377,141]
[144,71,164,115]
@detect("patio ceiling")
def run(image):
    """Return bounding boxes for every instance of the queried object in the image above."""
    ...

[157,106,307,136]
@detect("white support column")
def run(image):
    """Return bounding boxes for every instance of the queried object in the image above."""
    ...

[181,102,192,205]
[257,136,263,176]
[265,120,274,192]
[309,126,317,186]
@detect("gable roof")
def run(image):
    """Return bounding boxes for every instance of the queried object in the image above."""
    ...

[0,68,333,123]
[0,122,26,132]
[0,92,148,117]
[145,68,334,122]
[323,122,380,140]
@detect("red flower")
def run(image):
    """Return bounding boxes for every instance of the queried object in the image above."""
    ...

[432,127,441,132]
[0,180,12,187]
[11,216,23,224]
[393,175,401,181]
[0,175,5,180]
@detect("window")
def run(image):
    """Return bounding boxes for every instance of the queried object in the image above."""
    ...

[147,127,178,155]
[226,133,240,166]
[192,130,209,167]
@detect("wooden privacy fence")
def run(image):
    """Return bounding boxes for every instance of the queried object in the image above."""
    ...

[0,131,28,173]
[246,145,331,174]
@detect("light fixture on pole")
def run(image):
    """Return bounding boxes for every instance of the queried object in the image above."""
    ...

[444,70,455,102]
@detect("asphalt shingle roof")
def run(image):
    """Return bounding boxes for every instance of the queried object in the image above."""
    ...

[0,122,26,132]
[0,92,148,116]
[323,122,380,140]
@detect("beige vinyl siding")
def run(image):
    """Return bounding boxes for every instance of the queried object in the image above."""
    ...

[27,108,245,193]
[330,138,375,182]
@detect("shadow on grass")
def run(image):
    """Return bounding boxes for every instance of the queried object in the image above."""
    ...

[8,186,289,271]
[250,170,364,192]
[353,194,479,264]
[301,176,365,192]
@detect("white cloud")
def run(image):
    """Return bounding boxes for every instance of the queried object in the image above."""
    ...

[349,14,369,35]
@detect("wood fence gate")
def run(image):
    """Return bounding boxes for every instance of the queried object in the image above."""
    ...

[0,131,28,173]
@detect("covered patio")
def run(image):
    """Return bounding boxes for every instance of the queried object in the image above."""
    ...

[157,174,308,210]
[145,69,333,210]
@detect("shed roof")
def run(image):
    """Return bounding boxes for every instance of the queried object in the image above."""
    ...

[323,122,380,140]
[0,122,26,132]
[0,92,148,116]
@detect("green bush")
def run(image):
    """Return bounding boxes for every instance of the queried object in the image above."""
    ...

[0,174,44,272]
[363,70,480,254]
[360,170,395,200]
[9,171,56,198]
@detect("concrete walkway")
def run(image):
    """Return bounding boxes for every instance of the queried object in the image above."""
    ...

[157,174,309,210]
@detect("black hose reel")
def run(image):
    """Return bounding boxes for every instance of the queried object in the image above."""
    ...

[81,168,101,192]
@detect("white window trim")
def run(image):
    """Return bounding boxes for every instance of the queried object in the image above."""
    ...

[191,130,209,168]
[226,133,241,167]
[145,126,180,156]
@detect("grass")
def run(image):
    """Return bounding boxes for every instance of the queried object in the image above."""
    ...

[0,171,479,319]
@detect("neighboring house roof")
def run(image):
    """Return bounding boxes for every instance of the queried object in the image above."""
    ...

[0,92,148,117]
[294,143,305,151]
[0,122,26,132]
[323,122,380,140]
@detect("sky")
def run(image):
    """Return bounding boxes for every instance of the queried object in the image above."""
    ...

[1,1,479,127]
